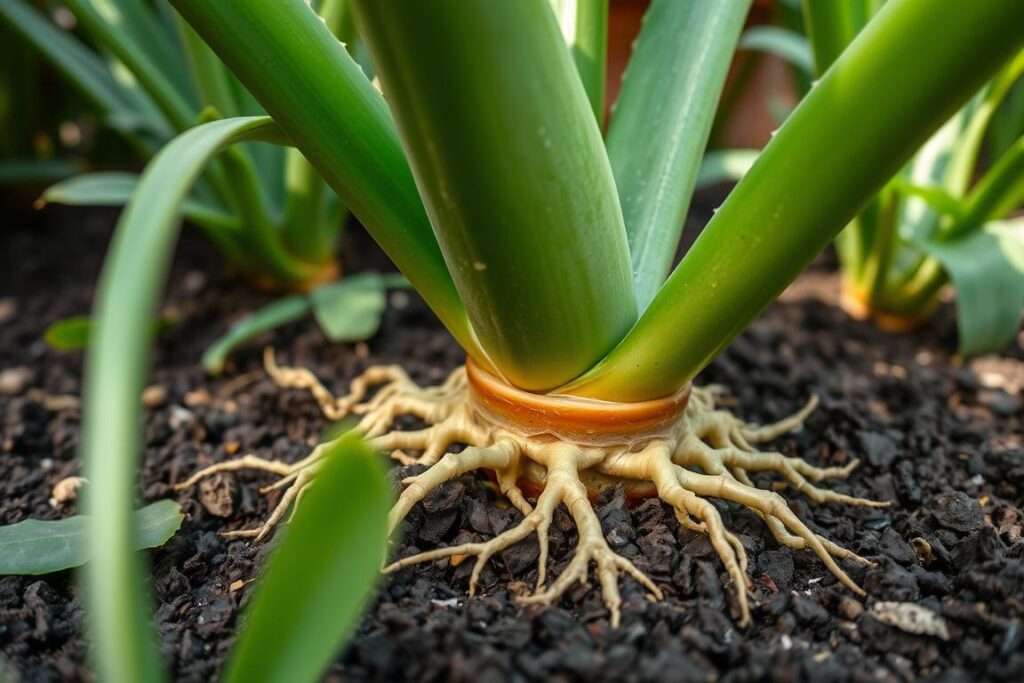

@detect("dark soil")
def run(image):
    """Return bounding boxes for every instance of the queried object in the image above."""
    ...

[1,204,1023,683]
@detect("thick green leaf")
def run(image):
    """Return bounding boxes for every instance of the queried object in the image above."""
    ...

[81,116,289,683]
[171,0,482,364]
[607,0,752,310]
[919,218,1024,356]
[566,0,1024,400]
[740,26,813,74]
[202,295,311,375]
[42,172,238,232]
[310,273,387,343]
[549,0,608,125]
[224,433,389,683]
[0,500,183,576]
[44,316,92,351]
[695,149,759,188]
[353,0,636,390]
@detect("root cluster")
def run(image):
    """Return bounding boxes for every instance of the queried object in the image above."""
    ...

[177,350,888,627]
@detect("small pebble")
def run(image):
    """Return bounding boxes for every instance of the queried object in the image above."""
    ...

[49,476,89,507]
[0,366,33,395]
[142,384,168,408]
[0,297,16,324]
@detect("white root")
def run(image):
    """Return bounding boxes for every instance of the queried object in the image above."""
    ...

[176,350,889,627]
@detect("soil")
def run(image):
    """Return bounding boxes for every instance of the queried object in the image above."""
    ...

[1,203,1023,683]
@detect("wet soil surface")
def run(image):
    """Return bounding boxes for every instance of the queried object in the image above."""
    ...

[1,206,1023,682]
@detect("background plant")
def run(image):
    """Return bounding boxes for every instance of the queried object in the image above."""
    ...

[724,0,1024,357]
[0,0,358,290]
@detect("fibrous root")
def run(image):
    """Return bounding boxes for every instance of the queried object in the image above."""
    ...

[176,349,889,627]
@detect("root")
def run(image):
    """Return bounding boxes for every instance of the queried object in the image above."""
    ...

[176,350,890,628]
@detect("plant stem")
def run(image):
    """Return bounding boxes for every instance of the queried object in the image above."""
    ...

[564,0,1024,401]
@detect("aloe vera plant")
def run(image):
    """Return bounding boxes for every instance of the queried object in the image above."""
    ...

[804,2,1024,357]
[736,1,1024,357]
[80,0,1024,674]
[0,0,357,289]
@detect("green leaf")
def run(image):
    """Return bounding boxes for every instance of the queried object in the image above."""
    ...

[80,116,288,683]
[352,0,636,390]
[0,500,183,576]
[606,0,752,310]
[565,0,1024,401]
[549,0,608,125]
[0,1,150,125]
[202,295,312,375]
[695,149,760,188]
[42,172,239,232]
[224,433,389,683]
[0,159,82,185]
[171,0,481,363]
[919,218,1024,357]
[44,316,92,351]
[740,26,813,74]
[890,177,965,220]
[62,0,196,130]
[309,273,387,343]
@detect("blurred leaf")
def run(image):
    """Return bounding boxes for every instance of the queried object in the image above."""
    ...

[44,314,177,352]
[224,433,389,683]
[740,26,813,74]
[44,316,92,351]
[0,500,182,576]
[0,159,82,185]
[891,176,965,221]
[202,295,312,375]
[918,218,1024,356]
[310,273,387,343]
[695,149,759,188]
[0,0,147,122]
[43,173,239,232]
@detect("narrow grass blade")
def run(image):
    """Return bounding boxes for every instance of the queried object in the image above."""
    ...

[0,501,183,576]
[81,116,288,683]
[607,0,751,310]
[171,0,482,364]
[565,0,1024,401]
[919,219,1024,356]
[223,433,389,683]
[740,26,813,74]
[202,296,312,375]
